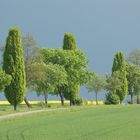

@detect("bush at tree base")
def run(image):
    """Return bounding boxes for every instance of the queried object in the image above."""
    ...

[105,93,120,105]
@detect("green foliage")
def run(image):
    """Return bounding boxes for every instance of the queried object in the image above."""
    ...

[127,48,140,104]
[86,73,105,94]
[41,48,90,105]
[86,73,105,105]
[0,69,11,91]
[22,33,41,87]
[74,97,83,105]
[112,52,128,103]
[63,32,76,50]
[3,27,26,109]
[30,63,67,99]
[105,71,122,94]
[64,84,80,105]
[127,48,140,66]
[105,93,120,105]
[62,32,79,104]
[41,49,88,86]
[126,64,140,103]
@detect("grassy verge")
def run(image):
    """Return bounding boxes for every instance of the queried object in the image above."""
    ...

[0,100,104,116]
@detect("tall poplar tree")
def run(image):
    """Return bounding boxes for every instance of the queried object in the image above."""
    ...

[112,52,128,103]
[3,27,26,110]
[63,32,80,105]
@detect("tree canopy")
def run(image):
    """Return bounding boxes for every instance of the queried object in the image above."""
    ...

[41,48,91,105]
[30,62,67,104]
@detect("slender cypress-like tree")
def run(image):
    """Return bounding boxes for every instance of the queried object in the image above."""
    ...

[112,52,128,103]
[3,27,26,110]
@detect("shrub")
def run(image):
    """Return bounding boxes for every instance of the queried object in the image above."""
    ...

[37,101,48,108]
[105,93,120,105]
[74,97,83,105]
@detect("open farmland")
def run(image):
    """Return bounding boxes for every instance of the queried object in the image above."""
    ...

[0,105,140,140]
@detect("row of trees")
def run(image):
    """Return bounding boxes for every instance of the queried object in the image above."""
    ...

[30,33,92,106]
[87,49,140,105]
[0,28,93,110]
[1,27,140,110]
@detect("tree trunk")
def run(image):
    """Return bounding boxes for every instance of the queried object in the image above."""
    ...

[59,93,64,106]
[44,94,48,105]
[130,94,134,104]
[95,93,98,105]
[24,97,32,108]
[70,99,72,106]
[14,104,17,111]
[137,95,140,104]
[14,93,17,111]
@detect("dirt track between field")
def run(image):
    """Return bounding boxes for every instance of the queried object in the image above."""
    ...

[0,108,68,120]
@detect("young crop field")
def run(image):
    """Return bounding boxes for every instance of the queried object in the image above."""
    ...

[0,105,140,140]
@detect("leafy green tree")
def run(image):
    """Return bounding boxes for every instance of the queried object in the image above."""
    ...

[127,48,140,66]
[3,27,26,110]
[62,32,81,105]
[30,63,67,105]
[22,33,40,86]
[41,49,90,105]
[86,73,105,105]
[22,33,41,107]
[0,69,11,91]
[112,52,128,104]
[127,48,140,104]
[126,64,140,104]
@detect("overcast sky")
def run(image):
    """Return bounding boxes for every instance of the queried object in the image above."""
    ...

[1,0,140,73]
[1,0,140,99]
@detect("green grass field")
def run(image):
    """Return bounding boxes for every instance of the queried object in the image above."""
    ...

[0,105,140,140]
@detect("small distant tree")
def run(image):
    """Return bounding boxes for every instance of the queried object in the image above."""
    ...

[86,73,105,105]
[127,48,140,66]
[126,64,140,104]
[127,48,140,104]
[112,52,128,104]
[30,63,67,105]
[22,33,41,107]
[3,27,26,110]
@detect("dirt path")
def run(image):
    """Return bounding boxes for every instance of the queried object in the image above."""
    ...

[0,108,68,120]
